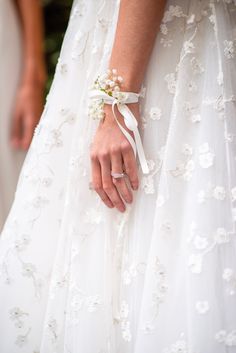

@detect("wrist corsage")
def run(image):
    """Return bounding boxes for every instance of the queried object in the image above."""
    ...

[88,69,149,174]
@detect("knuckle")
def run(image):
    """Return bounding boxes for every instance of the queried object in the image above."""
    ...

[121,140,131,153]
[110,145,120,155]
[99,151,109,161]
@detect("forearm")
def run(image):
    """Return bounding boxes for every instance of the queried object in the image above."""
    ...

[109,0,166,92]
[16,0,46,85]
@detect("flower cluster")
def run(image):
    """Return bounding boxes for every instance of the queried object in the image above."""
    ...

[88,68,124,120]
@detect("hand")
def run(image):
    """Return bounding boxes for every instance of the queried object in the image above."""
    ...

[11,81,45,150]
[90,103,140,213]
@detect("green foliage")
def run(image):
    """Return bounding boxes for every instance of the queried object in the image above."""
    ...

[43,0,73,91]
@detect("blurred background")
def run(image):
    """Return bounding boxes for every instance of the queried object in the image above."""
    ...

[43,0,72,91]
[0,0,73,230]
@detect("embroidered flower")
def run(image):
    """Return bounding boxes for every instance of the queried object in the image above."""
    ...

[190,114,201,123]
[191,57,204,75]
[215,228,229,244]
[224,40,235,59]
[222,268,234,282]
[188,254,202,274]
[15,334,28,348]
[195,300,209,314]
[141,175,155,194]
[149,106,162,120]
[162,5,184,23]
[215,330,236,346]
[183,41,195,54]
[22,263,36,278]
[198,143,215,168]
[160,24,168,35]
[86,295,101,312]
[182,144,193,156]
[213,186,226,200]
[165,73,177,94]
[215,330,227,343]
[231,187,236,201]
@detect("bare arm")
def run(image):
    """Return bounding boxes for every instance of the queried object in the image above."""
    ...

[11,0,46,150]
[16,0,46,85]
[91,0,166,212]
[109,0,166,92]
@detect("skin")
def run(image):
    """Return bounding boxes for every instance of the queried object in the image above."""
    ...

[90,0,166,212]
[11,0,46,150]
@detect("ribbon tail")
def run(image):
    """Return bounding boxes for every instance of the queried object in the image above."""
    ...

[112,102,137,157]
[118,104,149,174]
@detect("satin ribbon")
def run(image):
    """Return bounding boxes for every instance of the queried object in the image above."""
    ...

[89,89,149,174]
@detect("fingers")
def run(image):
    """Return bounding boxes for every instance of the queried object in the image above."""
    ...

[11,106,22,149]
[90,153,114,209]
[99,152,126,212]
[121,140,139,190]
[111,147,133,204]
[21,115,35,150]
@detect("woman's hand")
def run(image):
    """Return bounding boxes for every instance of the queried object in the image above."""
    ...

[11,80,45,150]
[90,103,140,212]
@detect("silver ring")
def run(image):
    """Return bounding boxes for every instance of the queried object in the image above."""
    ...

[111,171,127,179]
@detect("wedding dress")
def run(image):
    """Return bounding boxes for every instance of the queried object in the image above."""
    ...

[0,0,25,230]
[0,0,236,352]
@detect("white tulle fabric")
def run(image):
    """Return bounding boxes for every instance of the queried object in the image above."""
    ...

[0,0,236,352]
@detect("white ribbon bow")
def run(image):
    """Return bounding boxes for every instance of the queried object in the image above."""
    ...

[89,89,149,174]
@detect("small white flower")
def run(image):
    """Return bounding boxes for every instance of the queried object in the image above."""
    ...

[163,5,184,23]
[86,295,101,312]
[147,159,155,171]
[188,81,197,92]
[184,41,195,54]
[182,144,193,156]
[222,268,234,282]
[215,228,229,244]
[120,301,129,319]
[200,151,215,167]
[188,254,202,274]
[141,175,155,194]
[190,114,201,123]
[215,330,227,343]
[121,321,132,342]
[15,335,28,348]
[197,190,206,203]
[213,186,226,200]
[225,331,236,346]
[22,263,36,277]
[164,73,177,94]
[187,14,195,24]
[231,187,236,201]
[224,40,234,59]
[191,57,204,75]
[149,106,162,120]
[143,322,155,334]
[199,143,215,168]
[160,23,168,35]
[9,307,24,320]
[195,300,209,314]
